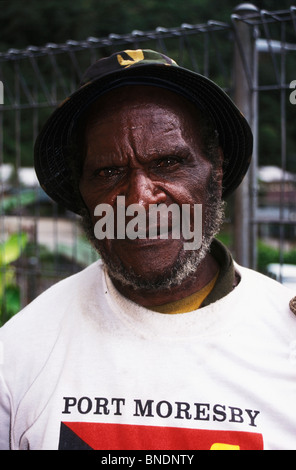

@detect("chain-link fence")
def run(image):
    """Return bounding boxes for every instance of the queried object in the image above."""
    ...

[0,4,296,324]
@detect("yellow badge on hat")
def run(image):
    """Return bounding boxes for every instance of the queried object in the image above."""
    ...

[117,50,144,68]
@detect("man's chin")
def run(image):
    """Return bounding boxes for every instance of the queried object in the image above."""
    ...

[109,237,183,281]
[99,236,213,292]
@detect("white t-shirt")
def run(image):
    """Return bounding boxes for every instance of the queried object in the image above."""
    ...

[0,259,295,450]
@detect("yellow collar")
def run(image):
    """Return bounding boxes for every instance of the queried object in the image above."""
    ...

[150,270,219,314]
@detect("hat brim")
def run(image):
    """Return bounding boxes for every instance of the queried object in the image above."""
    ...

[34,63,253,214]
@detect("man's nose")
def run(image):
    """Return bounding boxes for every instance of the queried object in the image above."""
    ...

[124,169,166,208]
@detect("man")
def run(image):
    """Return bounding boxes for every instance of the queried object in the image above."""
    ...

[0,49,295,450]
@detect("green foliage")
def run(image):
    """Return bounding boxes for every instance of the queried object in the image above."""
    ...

[257,240,296,274]
[257,240,280,273]
[0,232,28,326]
[1,190,37,214]
[283,248,296,265]
[217,233,296,274]
[1,0,294,52]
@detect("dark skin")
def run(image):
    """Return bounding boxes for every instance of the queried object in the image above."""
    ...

[79,86,223,308]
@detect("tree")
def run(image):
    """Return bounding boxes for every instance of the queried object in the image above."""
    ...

[1,0,294,52]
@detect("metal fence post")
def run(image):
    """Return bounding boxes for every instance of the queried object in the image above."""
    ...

[232,3,258,267]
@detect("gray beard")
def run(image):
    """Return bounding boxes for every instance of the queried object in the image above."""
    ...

[79,171,225,291]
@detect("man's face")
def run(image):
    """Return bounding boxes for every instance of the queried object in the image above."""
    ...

[79,86,224,291]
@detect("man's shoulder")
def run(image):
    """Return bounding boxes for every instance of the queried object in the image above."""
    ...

[0,260,104,338]
[237,262,291,289]
[236,262,296,316]
[0,260,105,400]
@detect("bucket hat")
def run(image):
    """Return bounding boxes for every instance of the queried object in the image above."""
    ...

[34,49,253,214]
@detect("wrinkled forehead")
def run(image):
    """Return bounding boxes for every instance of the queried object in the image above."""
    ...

[83,85,208,132]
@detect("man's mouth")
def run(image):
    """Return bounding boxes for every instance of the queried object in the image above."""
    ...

[113,225,176,245]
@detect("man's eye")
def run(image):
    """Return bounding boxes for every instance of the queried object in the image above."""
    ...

[95,167,122,177]
[156,157,181,168]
